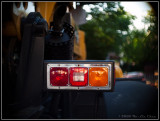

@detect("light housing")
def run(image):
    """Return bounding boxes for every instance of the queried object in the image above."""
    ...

[44,60,115,91]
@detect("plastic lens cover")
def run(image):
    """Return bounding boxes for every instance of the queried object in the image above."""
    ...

[89,67,108,86]
[50,67,68,86]
[70,67,88,86]
[46,61,114,91]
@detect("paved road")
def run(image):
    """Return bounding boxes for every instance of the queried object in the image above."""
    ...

[71,81,158,119]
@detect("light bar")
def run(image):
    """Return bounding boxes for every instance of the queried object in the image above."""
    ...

[44,60,115,91]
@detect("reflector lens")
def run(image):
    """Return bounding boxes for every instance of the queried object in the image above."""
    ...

[50,67,68,86]
[70,67,88,86]
[89,67,108,86]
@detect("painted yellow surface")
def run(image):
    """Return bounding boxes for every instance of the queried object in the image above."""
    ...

[74,30,86,60]
[36,2,56,27]
[115,63,123,78]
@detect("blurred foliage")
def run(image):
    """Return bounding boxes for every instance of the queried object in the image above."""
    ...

[80,2,158,72]
[143,10,158,65]
[121,9,158,71]
[80,2,135,60]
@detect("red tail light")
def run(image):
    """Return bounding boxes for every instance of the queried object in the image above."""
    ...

[70,67,88,86]
[45,60,115,91]
[50,67,68,86]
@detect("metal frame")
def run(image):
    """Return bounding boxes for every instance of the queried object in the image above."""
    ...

[44,60,115,91]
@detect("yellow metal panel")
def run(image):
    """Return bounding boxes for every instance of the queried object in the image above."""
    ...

[79,30,86,60]
[74,30,86,60]
[70,14,76,30]
[36,2,56,26]
[115,64,123,78]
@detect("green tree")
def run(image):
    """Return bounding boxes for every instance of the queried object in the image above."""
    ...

[121,29,147,71]
[142,10,158,66]
[80,2,158,72]
[121,9,158,71]
[80,2,135,60]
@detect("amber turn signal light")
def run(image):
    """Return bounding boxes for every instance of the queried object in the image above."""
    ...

[89,67,108,87]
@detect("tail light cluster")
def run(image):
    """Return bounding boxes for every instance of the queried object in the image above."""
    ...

[45,61,114,91]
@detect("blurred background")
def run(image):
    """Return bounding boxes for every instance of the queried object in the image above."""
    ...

[71,2,158,88]
[2,1,158,87]
[75,2,158,88]
[2,1,159,119]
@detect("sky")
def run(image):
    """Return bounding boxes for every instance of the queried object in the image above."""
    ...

[121,2,152,30]
[83,2,152,30]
